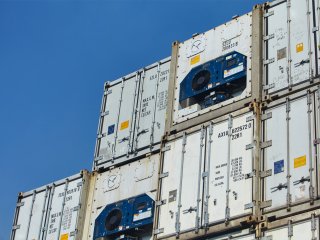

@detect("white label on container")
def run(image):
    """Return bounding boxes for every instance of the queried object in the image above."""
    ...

[133,210,152,222]
[224,65,244,78]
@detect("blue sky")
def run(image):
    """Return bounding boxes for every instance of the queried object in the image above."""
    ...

[0,0,262,239]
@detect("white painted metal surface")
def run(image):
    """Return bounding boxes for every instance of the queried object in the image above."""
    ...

[264,216,319,239]
[263,0,316,95]
[172,13,252,125]
[156,110,255,238]
[94,58,170,170]
[11,171,90,240]
[262,90,317,212]
[206,230,254,240]
[83,154,160,240]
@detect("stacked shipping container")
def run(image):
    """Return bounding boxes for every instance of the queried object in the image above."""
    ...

[10,0,320,239]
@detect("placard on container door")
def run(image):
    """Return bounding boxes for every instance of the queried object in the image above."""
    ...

[262,93,316,212]
[263,0,315,95]
[157,130,205,238]
[133,60,170,154]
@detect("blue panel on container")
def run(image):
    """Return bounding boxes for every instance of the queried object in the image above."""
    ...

[274,160,284,174]
[108,124,115,135]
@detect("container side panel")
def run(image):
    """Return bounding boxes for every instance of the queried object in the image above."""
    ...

[134,61,170,152]
[289,97,312,203]
[265,2,289,93]
[157,139,182,238]
[98,83,123,164]
[114,76,138,159]
[264,104,288,210]
[45,178,83,240]
[208,120,229,223]
[229,113,253,217]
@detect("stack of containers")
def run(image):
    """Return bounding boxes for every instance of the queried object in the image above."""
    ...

[153,5,264,240]
[258,0,320,238]
[82,58,171,240]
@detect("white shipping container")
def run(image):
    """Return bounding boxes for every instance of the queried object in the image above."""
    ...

[263,0,317,96]
[261,88,319,212]
[171,13,253,126]
[94,58,170,170]
[156,108,256,239]
[82,154,160,240]
[11,170,90,240]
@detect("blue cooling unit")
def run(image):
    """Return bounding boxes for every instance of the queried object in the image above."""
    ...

[93,194,154,240]
[179,51,247,109]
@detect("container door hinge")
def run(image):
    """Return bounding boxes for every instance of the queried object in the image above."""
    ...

[97,133,106,139]
[17,202,25,207]
[246,141,256,150]
[101,111,109,117]
[154,228,164,235]
[161,145,171,152]
[245,170,256,179]
[264,11,274,18]
[261,236,273,240]
[159,172,169,179]
[314,138,320,145]
[12,225,20,230]
[261,112,272,121]
[261,140,272,149]
[260,200,272,209]
[260,169,272,178]
[313,27,319,33]
[244,201,255,210]
[156,199,167,206]
[94,155,103,162]
[70,230,77,236]
[104,89,112,96]
[77,182,83,187]
[202,171,209,178]
[263,83,275,91]
[263,34,275,41]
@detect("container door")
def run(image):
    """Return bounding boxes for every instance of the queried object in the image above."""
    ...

[11,190,49,240]
[133,61,170,154]
[315,0,320,76]
[264,0,315,94]
[264,217,318,239]
[204,113,253,225]
[114,75,139,160]
[44,177,83,240]
[263,94,316,211]
[157,130,205,238]
[96,82,123,165]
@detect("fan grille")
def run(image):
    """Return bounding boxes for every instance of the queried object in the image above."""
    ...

[192,70,211,91]
[105,208,122,231]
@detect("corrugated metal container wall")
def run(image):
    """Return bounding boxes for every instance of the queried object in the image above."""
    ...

[263,0,318,98]
[10,170,90,240]
[94,58,170,170]
[261,87,319,213]
[155,108,257,239]
[171,13,253,126]
[82,154,160,240]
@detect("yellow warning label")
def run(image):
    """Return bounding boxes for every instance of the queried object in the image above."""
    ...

[294,155,306,168]
[296,43,304,53]
[190,55,200,65]
[120,120,129,130]
[60,233,68,240]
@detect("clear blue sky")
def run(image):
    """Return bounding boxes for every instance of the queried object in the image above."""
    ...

[0,0,262,239]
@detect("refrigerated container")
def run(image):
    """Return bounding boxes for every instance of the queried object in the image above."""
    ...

[11,170,90,240]
[83,154,160,240]
[155,107,259,239]
[94,58,170,170]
